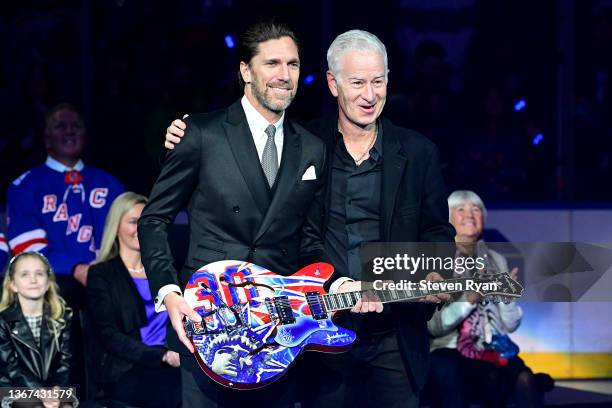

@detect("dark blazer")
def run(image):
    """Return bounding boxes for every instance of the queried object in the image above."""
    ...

[308,115,456,391]
[138,100,328,300]
[87,257,167,383]
[0,303,72,388]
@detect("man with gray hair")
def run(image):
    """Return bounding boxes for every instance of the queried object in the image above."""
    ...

[164,29,454,407]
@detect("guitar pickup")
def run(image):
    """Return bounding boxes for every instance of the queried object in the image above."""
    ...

[273,295,296,325]
[305,292,328,320]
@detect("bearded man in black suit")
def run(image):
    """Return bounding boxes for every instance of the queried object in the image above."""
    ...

[138,21,331,407]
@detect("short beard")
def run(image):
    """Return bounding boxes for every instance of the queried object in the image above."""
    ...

[250,71,295,113]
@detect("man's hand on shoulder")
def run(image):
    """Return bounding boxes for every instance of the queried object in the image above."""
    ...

[164,114,189,150]
[164,291,201,353]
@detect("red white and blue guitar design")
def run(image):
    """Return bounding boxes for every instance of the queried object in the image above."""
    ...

[183,260,522,389]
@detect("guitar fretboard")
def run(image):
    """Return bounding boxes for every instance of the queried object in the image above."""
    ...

[321,277,478,312]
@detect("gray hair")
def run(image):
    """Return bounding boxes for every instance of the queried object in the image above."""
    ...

[447,190,487,222]
[326,30,389,82]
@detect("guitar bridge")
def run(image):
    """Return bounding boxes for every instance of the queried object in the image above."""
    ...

[264,295,296,325]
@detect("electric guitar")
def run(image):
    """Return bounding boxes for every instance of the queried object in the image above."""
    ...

[183,260,522,389]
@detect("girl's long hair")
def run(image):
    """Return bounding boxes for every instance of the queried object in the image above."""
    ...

[0,252,68,346]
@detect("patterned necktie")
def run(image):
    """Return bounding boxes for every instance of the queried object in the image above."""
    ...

[261,124,278,187]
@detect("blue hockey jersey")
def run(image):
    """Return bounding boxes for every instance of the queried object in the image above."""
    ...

[7,157,124,275]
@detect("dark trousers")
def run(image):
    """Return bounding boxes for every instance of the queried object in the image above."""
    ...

[462,353,542,408]
[422,347,466,408]
[104,364,181,408]
[302,331,419,408]
[180,354,297,408]
[425,348,543,408]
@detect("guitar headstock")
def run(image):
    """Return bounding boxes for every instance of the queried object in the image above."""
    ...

[472,272,524,300]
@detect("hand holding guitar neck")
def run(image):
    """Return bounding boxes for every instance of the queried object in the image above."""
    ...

[337,280,384,313]
[420,272,452,303]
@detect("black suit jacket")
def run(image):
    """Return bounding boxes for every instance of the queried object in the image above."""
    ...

[307,115,455,390]
[87,257,167,383]
[138,99,328,315]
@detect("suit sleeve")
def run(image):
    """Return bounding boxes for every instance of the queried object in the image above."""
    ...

[394,144,455,317]
[86,265,166,366]
[138,116,202,297]
[419,145,455,245]
[299,143,330,268]
[418,145,456,285]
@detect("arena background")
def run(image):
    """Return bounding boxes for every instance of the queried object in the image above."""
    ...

[1,0,611,398]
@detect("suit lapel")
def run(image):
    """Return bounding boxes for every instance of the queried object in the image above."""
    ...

[223,101,271,216]
[114,257,147,330]
[381,118,408,240]
[254,120,302,242]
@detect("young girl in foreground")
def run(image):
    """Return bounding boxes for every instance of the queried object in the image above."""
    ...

[0,252,72,391]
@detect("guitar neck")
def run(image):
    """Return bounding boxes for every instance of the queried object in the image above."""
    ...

[321,277,469,312]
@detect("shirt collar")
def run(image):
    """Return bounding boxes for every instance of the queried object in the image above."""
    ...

[45,156,85,173]
[370,122,383,162]
[335,120,384,162]
[241,95,284,137]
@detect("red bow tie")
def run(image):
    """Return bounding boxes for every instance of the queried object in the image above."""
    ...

[64,170,83,185]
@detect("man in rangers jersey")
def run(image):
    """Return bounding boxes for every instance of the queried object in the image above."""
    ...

[6,103,124,306]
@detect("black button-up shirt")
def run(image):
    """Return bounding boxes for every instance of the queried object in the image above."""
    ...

[325,126,395,334]
[325,128,383,280]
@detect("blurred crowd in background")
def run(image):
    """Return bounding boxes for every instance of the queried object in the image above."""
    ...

[0,0,611,208]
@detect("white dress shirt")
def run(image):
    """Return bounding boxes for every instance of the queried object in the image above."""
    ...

[241,95,284,166]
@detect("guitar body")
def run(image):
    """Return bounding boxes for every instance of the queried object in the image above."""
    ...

[183,260,356,389]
